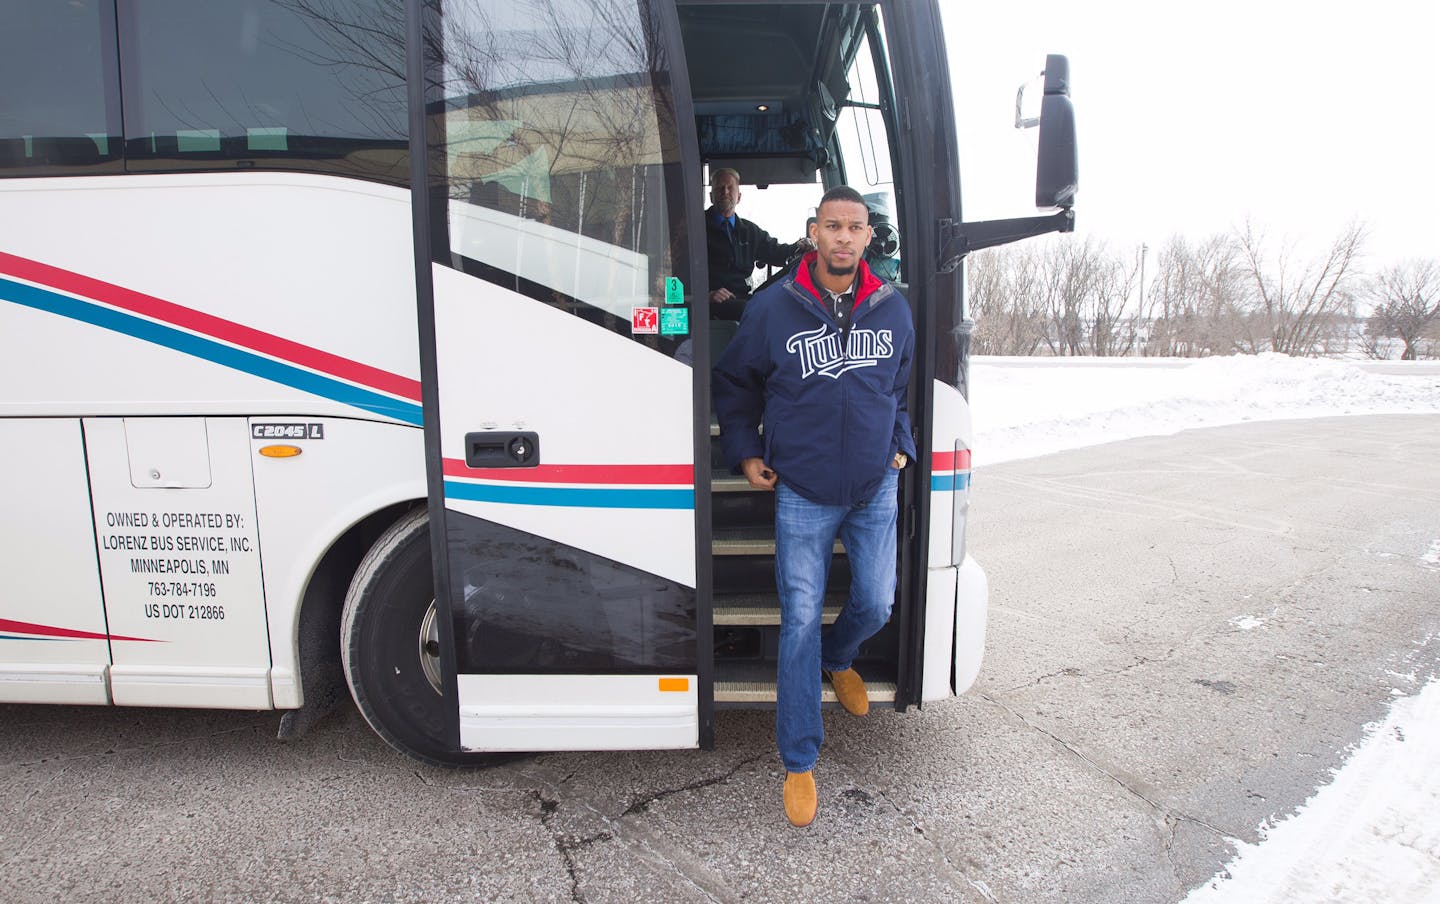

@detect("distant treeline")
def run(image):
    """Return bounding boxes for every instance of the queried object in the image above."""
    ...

[967,223,1439,360]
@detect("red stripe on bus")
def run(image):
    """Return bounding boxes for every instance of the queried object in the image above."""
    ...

[0,618,158,643]
[931,449,972,471]
[443,458,693,485]
[0,251,421,402]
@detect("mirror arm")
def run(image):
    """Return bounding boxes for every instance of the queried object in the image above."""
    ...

[936,210,1075,273]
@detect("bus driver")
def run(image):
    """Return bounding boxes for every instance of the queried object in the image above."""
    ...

[704,167,807,321]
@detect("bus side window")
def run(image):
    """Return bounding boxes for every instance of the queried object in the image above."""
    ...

[118,0,408,185]
[0,0,123,177]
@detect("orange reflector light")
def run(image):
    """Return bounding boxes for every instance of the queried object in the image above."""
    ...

[658,677,689,693]
[258,444,303,458]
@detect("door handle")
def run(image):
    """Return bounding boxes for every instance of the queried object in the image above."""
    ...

[465,431,539,468]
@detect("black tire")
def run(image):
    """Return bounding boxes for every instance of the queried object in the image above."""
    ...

[341,507,506,767]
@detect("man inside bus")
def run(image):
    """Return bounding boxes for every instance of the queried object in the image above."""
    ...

[705,167,807,321]
[712,185,916,827]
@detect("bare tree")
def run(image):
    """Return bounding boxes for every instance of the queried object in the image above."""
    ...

[1037,238,1099,356]
[1031,237,1151,357]
[966,248,1007,354]
[1084,245,1142,356]
[1145,234,1247,356]
[971,238,1154,357]
[1235,220,1366,357]
[967,247,1046,355]
[1365,259,1440,360]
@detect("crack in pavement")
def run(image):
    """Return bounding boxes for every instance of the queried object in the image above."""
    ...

[1003,649,1178,694]
[981,690,1238,890]
[1012,666,1082,691]
[621,753,766,817]
[513,762,735,904]
[825,758,1002,903]
[532,788,610,904]
[981,692,1238,845]
[404,764,735,902]
[1112,650,1180,677]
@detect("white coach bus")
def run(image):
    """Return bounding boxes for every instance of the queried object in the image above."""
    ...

[0,0,1076,764]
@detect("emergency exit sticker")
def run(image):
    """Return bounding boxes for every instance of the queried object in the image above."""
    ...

[664,276,685,305]
[660,307,689,336]
[631,306,659,334]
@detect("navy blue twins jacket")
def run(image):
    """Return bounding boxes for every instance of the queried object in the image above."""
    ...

[712,253,917,507]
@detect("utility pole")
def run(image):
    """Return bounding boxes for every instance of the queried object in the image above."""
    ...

[1139,242,1148,313]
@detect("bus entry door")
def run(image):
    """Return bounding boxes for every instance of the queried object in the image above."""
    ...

[415,0,707,752]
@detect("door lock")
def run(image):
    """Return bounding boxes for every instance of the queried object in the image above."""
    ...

[507,435,534,464]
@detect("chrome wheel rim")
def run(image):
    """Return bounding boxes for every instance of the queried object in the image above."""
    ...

[419,600,443,695]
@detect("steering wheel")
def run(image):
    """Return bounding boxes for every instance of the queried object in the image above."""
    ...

[751,239,811,295]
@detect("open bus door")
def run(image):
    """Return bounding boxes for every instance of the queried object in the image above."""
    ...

[353,0,711,764]
[680,1,964,710]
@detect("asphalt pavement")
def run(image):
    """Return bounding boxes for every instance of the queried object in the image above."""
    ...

[2,414,1437,903]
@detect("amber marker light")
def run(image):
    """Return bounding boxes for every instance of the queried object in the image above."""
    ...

[258,444,303,458]
[658,678,689,693]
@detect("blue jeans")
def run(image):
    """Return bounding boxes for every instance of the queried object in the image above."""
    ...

[774,469,899,772]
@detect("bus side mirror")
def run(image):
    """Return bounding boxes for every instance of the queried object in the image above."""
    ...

[1034,54,1077,209]
[937,53,1079,271]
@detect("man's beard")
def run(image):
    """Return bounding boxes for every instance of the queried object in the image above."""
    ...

[823,259,857,277]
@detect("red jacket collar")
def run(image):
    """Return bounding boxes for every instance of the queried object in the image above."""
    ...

[794,251,885,308]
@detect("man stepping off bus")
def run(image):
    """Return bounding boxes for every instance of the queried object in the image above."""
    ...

[712,185,915,827]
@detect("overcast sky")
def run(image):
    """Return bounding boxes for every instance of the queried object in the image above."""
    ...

[943,0,1438,271]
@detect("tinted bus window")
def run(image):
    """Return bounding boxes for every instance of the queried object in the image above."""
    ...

[119,0,409,184]
[0,0,123,176]
[435,0,691,352]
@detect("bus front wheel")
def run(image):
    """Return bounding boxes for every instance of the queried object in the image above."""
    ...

[340,506,502,767]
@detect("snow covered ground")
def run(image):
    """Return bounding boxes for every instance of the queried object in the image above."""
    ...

[969,354,1440,904]
[970,353,1440,469]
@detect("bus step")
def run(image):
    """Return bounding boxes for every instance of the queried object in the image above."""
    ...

[713,679,898,706]
[714,605,839,626]
[713,531,843,557]
[712,475,760,493]
[712,537,775,556]
[713,590,847,626]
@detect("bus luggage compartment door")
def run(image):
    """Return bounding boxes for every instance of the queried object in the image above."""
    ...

[85,417,272,709]
[0,419,110,704]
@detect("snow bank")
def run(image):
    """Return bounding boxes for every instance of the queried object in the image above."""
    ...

[971,354,1440,467]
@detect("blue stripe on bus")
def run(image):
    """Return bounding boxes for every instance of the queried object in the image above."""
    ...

[931,473,971,493]
[0,276,423,426]
[0,635,75,642]
[444,480,695,510]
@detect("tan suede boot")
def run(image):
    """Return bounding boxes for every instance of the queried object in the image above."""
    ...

[783,770,817,827]
[825,667,869,716]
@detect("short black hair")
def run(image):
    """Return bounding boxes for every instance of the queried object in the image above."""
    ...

[818,185,867,211]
